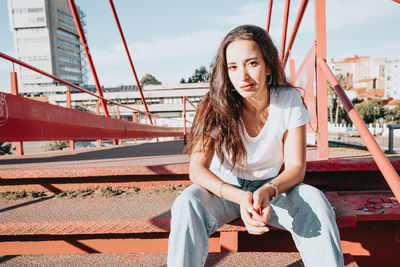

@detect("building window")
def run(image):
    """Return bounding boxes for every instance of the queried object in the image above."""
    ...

[57,10,75,22]
[59,56,81,65]
[57,38,80,49]
[13,8,44,14]
[57,47,80,58]
[58,19,76,31]
[56,28,79,41]
[60,65,81,73]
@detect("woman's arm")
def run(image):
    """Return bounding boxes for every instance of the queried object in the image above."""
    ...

[189,136,245,205]
[253,124,307,214]
[189,137,269,234]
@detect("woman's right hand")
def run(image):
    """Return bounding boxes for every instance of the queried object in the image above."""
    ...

[239,191,270,235]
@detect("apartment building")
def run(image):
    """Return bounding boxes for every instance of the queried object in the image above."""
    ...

[7,0,84,96]
[385,60,400,99]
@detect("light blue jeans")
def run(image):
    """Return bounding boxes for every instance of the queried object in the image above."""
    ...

[167,178,344,267]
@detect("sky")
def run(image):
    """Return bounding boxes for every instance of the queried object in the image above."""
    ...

[0,0,399,93]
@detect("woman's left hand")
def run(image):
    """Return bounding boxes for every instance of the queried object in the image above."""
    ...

[252,185,272,226]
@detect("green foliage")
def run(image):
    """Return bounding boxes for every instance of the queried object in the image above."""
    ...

[355,100,386,124]
[181,66,210,83]
[49,140,69,151]
[0,142,11,155]
[140,74,162,86]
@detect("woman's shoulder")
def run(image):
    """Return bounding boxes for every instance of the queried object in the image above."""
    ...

[270,86,301,106]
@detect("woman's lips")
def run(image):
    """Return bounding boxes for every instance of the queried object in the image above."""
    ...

[240,84,254,91]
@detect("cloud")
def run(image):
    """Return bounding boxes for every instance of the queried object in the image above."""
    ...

[89,30,226,85]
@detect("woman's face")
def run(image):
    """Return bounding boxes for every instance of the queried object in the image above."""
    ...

[226,39,270,101]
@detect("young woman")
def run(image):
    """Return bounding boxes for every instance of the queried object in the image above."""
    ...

[167,25,344,267]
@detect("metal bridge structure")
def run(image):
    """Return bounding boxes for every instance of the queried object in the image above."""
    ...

[1,0,400,266]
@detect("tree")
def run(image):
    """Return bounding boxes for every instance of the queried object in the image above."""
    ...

[0,142,11,155]
[185,66,210,83]
[140,74,161,86]
[180,78,186,84]
[355,100,386,124]
[328,74,348,124]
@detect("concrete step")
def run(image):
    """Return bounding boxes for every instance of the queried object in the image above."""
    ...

[0,252,359,266]
[1,190,399,258]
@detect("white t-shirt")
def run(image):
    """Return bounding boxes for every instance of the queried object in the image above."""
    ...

[209,87,311,183]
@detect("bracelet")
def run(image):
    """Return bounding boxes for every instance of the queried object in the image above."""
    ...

[219,182,227,199]
[267,182,279,201]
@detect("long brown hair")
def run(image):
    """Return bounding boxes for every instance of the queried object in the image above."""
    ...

[185,25,293,169]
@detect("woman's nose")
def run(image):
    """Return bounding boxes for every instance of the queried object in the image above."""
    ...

[239,67,249,80]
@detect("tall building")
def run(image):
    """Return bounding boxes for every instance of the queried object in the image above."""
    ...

[385,60,400,99]
[7,0,84,96]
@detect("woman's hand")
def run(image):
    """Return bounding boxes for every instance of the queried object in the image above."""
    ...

[239,191,270,235]
[252,185,272,224]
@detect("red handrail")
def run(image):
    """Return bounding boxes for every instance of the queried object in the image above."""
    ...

[318,58,400,202]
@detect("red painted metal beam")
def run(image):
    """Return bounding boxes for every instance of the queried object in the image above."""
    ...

[266,0,273,32]
[318,58,400,203]
[314,0,329,159]
[280,0,290,62]
[282,0,309,67]
[0,92,182,142]
[68,0,110,118]
[108,0,154,125]
[9,71,23,156]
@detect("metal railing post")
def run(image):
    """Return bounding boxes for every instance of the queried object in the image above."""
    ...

[266,0,273,32]
[66,86,75,150]
[280,0,290,62]
[96,99,102,147]
[10,71,23,156]
[183,96,187,145]
[108,0,154,125]
[68,0,110,118]
[314,0,329,159]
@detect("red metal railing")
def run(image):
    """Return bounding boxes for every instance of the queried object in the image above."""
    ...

[182,96,197,145]
[269,0,400,202]
[0,52,185,153]
[318,58,400,202]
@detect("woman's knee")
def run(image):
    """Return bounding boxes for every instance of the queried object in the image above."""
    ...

[171,184,210,217]
[297,184,335,218]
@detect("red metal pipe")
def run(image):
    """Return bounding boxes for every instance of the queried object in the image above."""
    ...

[108,0,153,125]
[10,71,23,155]
[0,52,145,115]
[68,0,110,118]
[318,58,400,203]
[183,96,187,145]
[282,0,309,67]
[280,0,290,62]
[66,86,75,150]
[96,99,102,147]
[314,0,329,159]
[266,0,273,32]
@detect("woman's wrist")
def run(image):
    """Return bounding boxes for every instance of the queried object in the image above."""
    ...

[264,182,279,201]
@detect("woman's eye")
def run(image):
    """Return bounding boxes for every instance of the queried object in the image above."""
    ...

[249,61,258,66]
[228,66,237,71]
